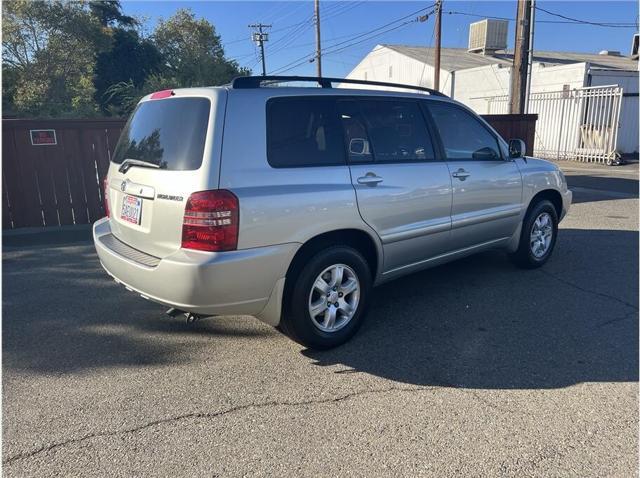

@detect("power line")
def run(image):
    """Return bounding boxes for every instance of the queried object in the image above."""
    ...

[318,4,435,53]
[445,9,637,27]
[322,1,365,21]
[232,1,384,69]
[268,2,365,57]
[325,19,421,56]
[267,16,315,56]
[271,19,422,75]
[269,3,435,75]
[535,5,637,27]
[265,2,308,25]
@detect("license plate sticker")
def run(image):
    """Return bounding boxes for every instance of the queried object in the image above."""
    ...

[120,195,142,225]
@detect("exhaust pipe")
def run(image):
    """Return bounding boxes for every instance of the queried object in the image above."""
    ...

[165,308,207,325]
[166,308,186,317]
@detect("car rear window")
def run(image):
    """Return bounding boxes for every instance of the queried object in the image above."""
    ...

[266,97,346,168]
[112,97,210,171]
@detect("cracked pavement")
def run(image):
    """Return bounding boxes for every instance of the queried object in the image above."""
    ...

[3,162,638,477]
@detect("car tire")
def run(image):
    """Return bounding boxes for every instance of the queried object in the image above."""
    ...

[509,199,558,269]
[280,246,372,349]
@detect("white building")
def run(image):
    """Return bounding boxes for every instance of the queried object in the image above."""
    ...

[346,27,639,160]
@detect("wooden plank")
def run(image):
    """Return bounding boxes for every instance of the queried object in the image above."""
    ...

[93,129,110,181]
[6,125,44,227]
[30,133,60,226]
[2,127,21,229]
[63,129,90,225]
[77,128,104,222]
[105,125,123,164]
[49,128,75,225]
[2,172,12,229]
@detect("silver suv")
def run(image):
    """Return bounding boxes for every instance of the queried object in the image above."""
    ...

[93,76,572,349]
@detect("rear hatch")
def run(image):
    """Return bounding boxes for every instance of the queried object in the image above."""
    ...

[105,88,227,258]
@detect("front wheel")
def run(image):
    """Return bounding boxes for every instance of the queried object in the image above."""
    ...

[510,200,558,269]
[280,246,372,349]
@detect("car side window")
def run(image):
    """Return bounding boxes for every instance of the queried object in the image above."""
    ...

[337,98,436,164]
[427,102,502,161]
[266,97,346,168]
[336,100,374,163]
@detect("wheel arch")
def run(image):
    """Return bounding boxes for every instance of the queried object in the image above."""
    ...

[527,189,563,219]
[285,228,382,285]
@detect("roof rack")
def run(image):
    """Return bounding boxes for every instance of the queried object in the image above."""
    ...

[231,75,447,97]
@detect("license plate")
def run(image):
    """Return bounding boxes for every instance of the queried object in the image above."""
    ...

[120,195,142,225]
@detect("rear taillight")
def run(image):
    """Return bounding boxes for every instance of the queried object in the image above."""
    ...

[181,190,239,252]
[103,178,110,218]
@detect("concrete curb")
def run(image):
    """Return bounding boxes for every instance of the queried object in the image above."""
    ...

[3,224,93,248]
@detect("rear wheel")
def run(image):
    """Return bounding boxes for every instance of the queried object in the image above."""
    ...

[510,199,558,269]
[280,246,371,349]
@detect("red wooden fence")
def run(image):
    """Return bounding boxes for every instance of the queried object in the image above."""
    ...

[2,114,537,230]
[482,114,538,156]
[3,118,125,229]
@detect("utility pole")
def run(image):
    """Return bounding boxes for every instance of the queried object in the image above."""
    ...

[509,0,532,114]
[433,0,442,91]
[314,0,322,78]
[524,0,536,113]
[249,23,271,76]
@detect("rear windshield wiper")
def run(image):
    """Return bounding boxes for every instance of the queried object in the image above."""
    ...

[118,158,162,174]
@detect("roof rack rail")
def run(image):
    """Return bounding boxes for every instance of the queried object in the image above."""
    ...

[231,75,447,97]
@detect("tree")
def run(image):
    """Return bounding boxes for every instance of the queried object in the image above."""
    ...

[152,9,249,88]
[104,9,250,116]
[2,3,250,117]
[2,0,107,117]
[88,0,137,28]
[94,28,163,115]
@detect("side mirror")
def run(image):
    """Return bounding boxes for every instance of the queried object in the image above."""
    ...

[509,139,526,159]
[349,138,369,156]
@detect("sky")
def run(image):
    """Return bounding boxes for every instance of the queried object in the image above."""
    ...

[122,1,639,78]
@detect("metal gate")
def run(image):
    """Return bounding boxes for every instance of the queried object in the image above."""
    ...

[477,85,624,164]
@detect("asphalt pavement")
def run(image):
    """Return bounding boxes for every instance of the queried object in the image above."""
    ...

[3,161,638,477]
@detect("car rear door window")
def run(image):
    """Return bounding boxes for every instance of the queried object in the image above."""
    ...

[266,97,346,168]
[113,97,210,171]
[359,100,435,163]
[426,102,502,161]
[338,99,435,163]
[337,99,374,163]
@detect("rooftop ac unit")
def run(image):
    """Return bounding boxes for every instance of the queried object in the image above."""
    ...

[468,19,508,54]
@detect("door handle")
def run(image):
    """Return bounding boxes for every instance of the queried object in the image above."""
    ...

[452,168,471,181]
[357,173,384,186]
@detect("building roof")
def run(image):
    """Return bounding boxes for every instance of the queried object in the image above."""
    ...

[382,44,639,72]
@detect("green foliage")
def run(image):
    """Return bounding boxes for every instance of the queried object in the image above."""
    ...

[153,8,248,88]
[94,28,163,115]
[2,0,107,117]
[99,8,251,116]
[88,0,137,28]
[2,2,251,118]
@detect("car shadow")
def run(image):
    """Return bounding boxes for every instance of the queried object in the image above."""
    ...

[566,174,638,204]
[3,228,637,383]
[2,244,274,375]
[303,228,638,389]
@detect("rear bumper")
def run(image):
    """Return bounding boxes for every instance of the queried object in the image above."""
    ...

[93,218,298,320]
